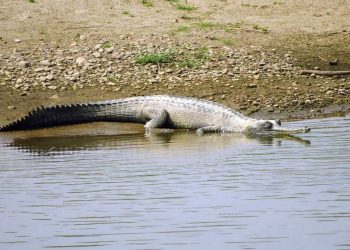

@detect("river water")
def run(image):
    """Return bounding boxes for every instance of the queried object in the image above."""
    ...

[0,116,349,250]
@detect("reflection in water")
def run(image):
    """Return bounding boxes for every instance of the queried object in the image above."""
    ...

[0,117,349,250]
[2,122,309,155]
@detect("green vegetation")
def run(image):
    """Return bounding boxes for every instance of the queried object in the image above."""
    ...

[252,24,268,33]
[241,3,258,7]
[176,4,196,11]
[224,21,244,32]
[122,10,129,15]
[135,46,210,69]
[28,0,35,3]
[192,47,209,60]
[136,50,175,65]
[140,0,153,7]
[107,75,118,83]
[197,21,217,30]
[101,42,112,48]
[178,59,200,68]
[176,24,191,32]
[178,47,209,68]
[221,38,235,46]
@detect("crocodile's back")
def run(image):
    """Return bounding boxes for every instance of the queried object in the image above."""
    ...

[123,95,236,129]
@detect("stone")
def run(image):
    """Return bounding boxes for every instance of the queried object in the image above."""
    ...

[7,105,15,110]
[40,59,51,66]
[248,83,257,88]
[338,89,348,95]
[34,67,45,72]
[46,74,54,81]
[75,57,86,66]
[14,38,21,43]
[18,60,30,68]
[93,52,101,58]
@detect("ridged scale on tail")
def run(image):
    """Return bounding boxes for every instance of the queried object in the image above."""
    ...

[0,101,142,132]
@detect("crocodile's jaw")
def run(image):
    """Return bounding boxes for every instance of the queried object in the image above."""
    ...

[269,126,311,135]
[244,120,311,136]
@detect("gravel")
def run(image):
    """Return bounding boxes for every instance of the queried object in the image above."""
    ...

[0,35,348,116]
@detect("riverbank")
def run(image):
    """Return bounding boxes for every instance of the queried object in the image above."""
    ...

[1,0,349,126]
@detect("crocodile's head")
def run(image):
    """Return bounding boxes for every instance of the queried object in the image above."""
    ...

[245,120,311,135]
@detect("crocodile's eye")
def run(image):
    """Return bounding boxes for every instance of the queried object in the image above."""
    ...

[262,121,273,129]
[275,119,281,126]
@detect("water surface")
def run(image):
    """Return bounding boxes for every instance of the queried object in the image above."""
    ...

[0,117,349,250]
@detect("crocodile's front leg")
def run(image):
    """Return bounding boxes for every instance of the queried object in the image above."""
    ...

[196,126,222,135]
[141,107,169,131]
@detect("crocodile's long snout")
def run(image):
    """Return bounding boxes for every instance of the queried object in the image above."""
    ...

[271,126,311,135]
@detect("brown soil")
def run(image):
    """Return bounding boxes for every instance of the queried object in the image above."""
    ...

[0,0,350,127]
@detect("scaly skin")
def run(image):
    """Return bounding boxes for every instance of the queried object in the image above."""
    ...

[0,95,310,135]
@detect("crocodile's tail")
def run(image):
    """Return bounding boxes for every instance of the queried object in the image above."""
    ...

[0,102,141,132]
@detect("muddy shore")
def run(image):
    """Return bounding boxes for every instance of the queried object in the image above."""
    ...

[1,0,349,127]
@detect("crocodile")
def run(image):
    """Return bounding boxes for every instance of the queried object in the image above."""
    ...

[0,95,310,135]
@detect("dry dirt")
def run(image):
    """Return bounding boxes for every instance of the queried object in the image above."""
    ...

[0,0,350,126]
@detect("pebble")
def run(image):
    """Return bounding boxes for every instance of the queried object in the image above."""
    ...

[34,67,45,72]
[46,74,54,81]
[338,89,347,95]
[75,57,86,66]
[14,38,21,43]
[40,60,51,66]
[1,38,345,116]
[248,83,257,88]
[18,61,30,68]
[93,52,101,58]
[7,105,15,110]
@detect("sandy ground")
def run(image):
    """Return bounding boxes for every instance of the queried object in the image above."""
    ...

[0,0,350,126]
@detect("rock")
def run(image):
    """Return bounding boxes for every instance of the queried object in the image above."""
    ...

[76,56,86,66]
[7,105,15,110]
[329,59,339,66]
[48,85,58,90]
[248,83,257,88]
[40,59,51,66]
[46,74,54,81]
[18,60,30,68]
[93,52,101,58]
[14,38,21,43]
[14,83,22,89]
[105,47,114,53]
[34,67,45,72]
[338,89,348,95]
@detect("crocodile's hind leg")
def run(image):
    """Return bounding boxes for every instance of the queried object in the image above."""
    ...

[141,107,169,131]
[196,126,221,135]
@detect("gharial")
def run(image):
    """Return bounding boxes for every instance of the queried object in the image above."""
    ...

[0,95,311,135]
